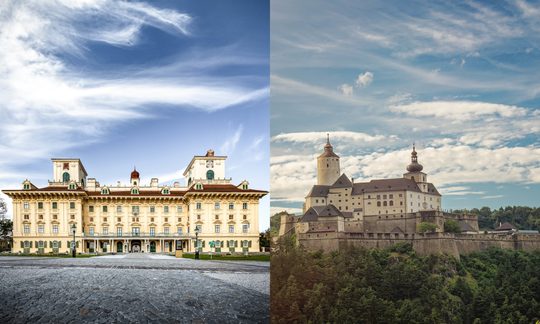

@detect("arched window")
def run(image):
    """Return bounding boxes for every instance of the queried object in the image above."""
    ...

[131,188,139,195]
[162,188,170,195]
[68,183,76,190]
[23,183,30,190]
[101,187,109,195]
[389,201,394,206]
[206,170,214,180]
[383,201,387,206]
[63,172,70,183]
[377,201,381,207]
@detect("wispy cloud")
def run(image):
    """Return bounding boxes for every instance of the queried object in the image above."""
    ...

[221,124,244,155]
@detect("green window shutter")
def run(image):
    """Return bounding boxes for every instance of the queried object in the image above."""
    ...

[20,241,24,248]
[248,241,252,248]
[58,241,61,248]
[35,241,38,248]
[235,240,238,247]
[76,242,79,248]
[49,241,52,248]
[226,241,229,247]
[30,241,33,248]
[202,240,205,248]
[221,241,224,248]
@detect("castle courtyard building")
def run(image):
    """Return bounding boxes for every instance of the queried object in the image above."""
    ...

[3,150,267,254]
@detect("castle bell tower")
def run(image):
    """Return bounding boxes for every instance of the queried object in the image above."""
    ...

[403,144,428,192]
[317,134,340,185]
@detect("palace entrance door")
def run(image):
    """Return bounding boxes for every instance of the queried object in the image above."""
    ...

[117,242,123,253]
[150,241,156,253]
[131,240,141,253]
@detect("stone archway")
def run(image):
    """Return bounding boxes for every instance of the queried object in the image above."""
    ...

[131,240,141,253]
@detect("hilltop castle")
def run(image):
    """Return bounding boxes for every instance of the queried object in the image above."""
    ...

[278,136,540,257]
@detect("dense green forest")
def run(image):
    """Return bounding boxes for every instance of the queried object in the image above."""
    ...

[271,240,540,323]
[452,206,540,230]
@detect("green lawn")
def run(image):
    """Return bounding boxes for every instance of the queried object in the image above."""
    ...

[182,253,270,261]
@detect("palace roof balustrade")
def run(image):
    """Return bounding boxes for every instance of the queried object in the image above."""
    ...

[81,232,194,239]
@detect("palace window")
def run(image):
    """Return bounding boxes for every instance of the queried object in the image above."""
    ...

[242,183,248,190]
[177,217,182,222]
[196,202,202,210]
[383,201,387,206]
[390,194,394,199]
[38,202,43,209]
[206,170,214,180]
[164,227,170,234]
[23,183,30,190]
[242,203,248,210]
[377,201,381,207]
[229,203,234,210]
[195,225,202,233]
[117,217,121,222]
[162,188,170,195]
[70,214,74,220]
[242,224,249,233]
[132,206,140,214]
[383,195,387,199]
[23,214,29,220]
[177,227,183,234]
[52,202,58,209]
[23,202,29,210]
[103,217,108,222]
[164,217,168,222]
[195,183,203,190]
[89,227,95,235]
[229,225,234,233]
[149,206,155,213]
[164,206,169,213]
[229,214,234,220]
[89,206,94,213]
[177,206,182,213]
[38,214,43,220]
[117,227,122,236]
[69,202,75,209]
[68,183,76,190]
[132,227,140,236]
[215,225,220,233]
[197,215,201,220]
[215,202,220,210]
[102,227,108,235]
[215,215,219,220]
[90,217,94,222]
[131,188,139,195]
[23,224,30,234]
[101,187,110,195]
[243,215,247,220]
[102,206,108,213]
[117,205,122,213]
[377,195,381,199]
[389,201,394,206]
[150,227,155,236]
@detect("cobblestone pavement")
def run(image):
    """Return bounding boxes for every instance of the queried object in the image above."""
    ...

[0,254,269,323]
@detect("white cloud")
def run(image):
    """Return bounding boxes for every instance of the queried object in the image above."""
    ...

[270,206,304,216]
[390,101,528,121]
[221,125,244,155]
[272,131,388,145]
[356,71,373,87]
[338,83,353,96]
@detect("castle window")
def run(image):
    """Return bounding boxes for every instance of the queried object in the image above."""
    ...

[242,203,248,210]
[62,172,70,183]
[389,194,393,199]
[71,215,75,220]
[215,215,219,220]
[228,203,234,210]
[206,170,214,180]
[215,225,220,233]
[150,227,155,236]
[132,206,140,214]
[229,214,234,220]
[377,201,381,207]
[150,217,154,222]
[195,183,203,190]
[38,214,43,220]
[70,202,75,209]
[383,194,387,199]
[242,224,249,233]
[400,201,403,206]
[383,201,387,206]
[38,225,44,234]
[243,215,247,220]
[377,195,380,199]
[178,217,182,222]
[242,183,248,190]
[399,194,402,197]
[117,217,121,222]
[177,227,183,234]
[389,201,394,206]
[177,206,183,213]
[229,225,234,233]
[197,215,201,220]
[24,214,29,220]
[367,195,371,199]
[89,206,94,212]
[102,227,108,235]
[68,183,76,190]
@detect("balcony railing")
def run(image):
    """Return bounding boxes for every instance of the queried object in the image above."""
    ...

[82,232,193,238]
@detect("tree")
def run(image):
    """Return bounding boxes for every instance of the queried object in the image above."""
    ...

[0,197,6,220]
[444,219,461,233]
[418,222,438,233]
[259,229,270,251]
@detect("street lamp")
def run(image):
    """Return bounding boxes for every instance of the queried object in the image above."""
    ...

[71,223,76,258]
[194,226,200,260]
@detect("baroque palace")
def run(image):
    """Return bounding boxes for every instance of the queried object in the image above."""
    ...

[3,150,267,255]
[278,136,540,257]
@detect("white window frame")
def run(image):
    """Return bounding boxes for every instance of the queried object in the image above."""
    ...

[229,225,234,233]
[215,225,220,233]
[38,224,44,234]
[23,202,29,210]
[24,224,30,234]
[242,224,249,233]
[164,227,170,235]
[52,225,59,234]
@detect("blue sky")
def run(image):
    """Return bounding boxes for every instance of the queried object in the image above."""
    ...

[271,0,540,215]
[0,0,270,230]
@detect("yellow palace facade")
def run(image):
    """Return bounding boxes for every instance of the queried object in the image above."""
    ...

[3,150,267,254]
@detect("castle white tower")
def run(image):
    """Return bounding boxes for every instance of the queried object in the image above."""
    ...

[403,144,429,193]
[317,134,340,186]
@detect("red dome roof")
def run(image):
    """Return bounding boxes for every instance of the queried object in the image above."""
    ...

[130,167,140,179]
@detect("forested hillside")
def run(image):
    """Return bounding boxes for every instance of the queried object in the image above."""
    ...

[271,241,540,323]
[452,206,540,230]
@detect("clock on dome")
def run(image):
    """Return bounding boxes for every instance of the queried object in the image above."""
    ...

[206,160,214,168]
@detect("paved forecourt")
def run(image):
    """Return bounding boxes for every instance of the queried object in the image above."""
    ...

[0,254,269,323]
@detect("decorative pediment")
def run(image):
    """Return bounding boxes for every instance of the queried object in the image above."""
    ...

[22,179,36,190]
[213,220,222,224]
[227,220,236,225]
[195,220,203,225]
[175,223,184,227]
[237,180,249,190]
[162,222,171,227]
[101,186,110,195]
[115,223,123,227]
[241,220,250,224]
[148,222,157,227]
